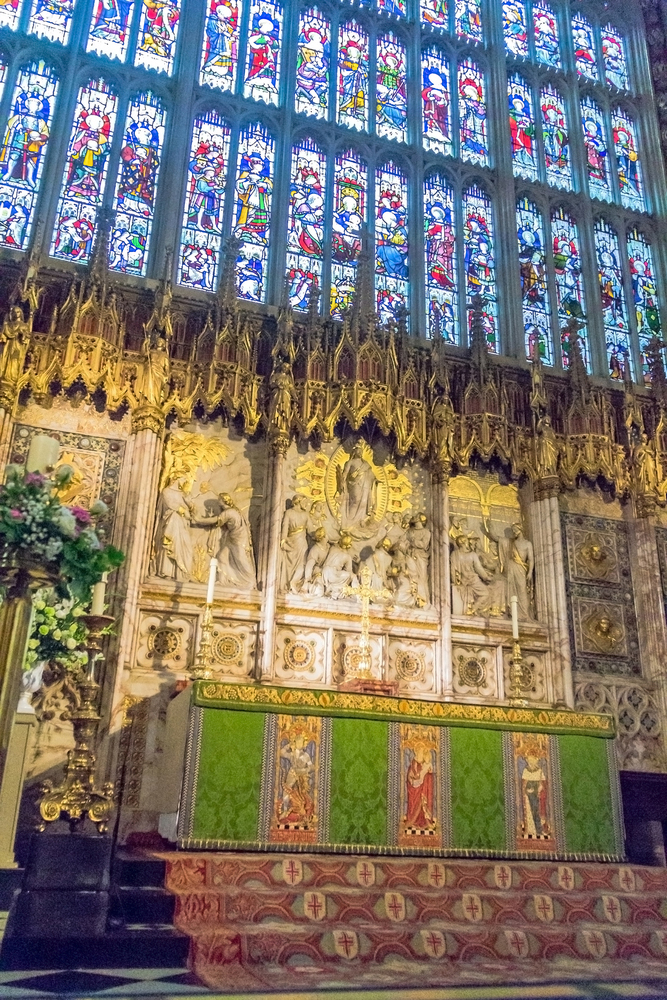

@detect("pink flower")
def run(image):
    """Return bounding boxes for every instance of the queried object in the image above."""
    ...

[68,506,91,524]
[9,509,23,520]
[24,473,46,487]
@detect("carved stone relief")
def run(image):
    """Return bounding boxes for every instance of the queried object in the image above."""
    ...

[275,628,326,685]
[452,645,498,700]
[136,614,194,671]
[574,676,666,773]
[332,631,384,684]
[209,619,256,678]
[502,650,547,704]
[387,639,435,694]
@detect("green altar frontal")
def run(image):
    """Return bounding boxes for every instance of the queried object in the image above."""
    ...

[178,682,624,862]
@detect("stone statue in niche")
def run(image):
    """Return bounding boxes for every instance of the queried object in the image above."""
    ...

[191,493,257,589]
[337,442,377,529]
[450,516,534,620]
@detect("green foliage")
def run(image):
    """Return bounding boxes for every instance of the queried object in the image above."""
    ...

[26,589,89,673]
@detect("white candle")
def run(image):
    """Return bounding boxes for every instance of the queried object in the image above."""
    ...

[510,595,519,640]
[91,572,108,616]
[206,558,218,605]
[26,434,60,474]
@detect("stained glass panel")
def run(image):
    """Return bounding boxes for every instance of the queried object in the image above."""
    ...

[337,22,369,131]
[602,24,628,90]
[594,219,632,380]
[455,0,481,42]
[541,84,570,189]
[378,0,405,16]
[28,0,74,43]
[581,97,611,202]
[571,13,597,80]
[232,122,274,301]
[50,78,117,264]
[422,47,451,156]
[508,73,537,181]
[0,60,6,102]
[177,111,230,291]
[331,148,366,319]
[503,0,527,59]
[294,8,329,118]
[420,0,447,31]
[424,174,457,342]
[463,184,496,350]
[458,59,487,165]
[0,0,24,31]
[533,2,560,68]
[376,33,407,143]
[109,91,166,276]
[200,0,242,93]
[551,207,589,371]
[516,198,552,364]
[87,0,136,61]
[0,61,58,251]
[612,109,643,212]
[243,0,282,105]
[627,229,661,382]
[134,0,181,74]
[375,161,408,324]
[286,138,325,310]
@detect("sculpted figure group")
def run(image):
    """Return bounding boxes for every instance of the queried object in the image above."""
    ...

[450,517,534,620]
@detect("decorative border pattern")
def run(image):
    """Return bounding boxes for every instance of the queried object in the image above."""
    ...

[177,705,203,842]
[607,738,626,859]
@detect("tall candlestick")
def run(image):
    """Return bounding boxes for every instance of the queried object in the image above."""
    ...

[510,596,519,640]
[91,572,108,616]
[206,558,217,605]
[26,434,60,474]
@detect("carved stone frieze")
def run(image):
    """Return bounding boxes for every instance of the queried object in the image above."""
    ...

[274,628,326,684]
[574,675,667,773]
[136,615,194,671]
[452,644,498,700]
[387,639,435,694]
[209,619,256,678]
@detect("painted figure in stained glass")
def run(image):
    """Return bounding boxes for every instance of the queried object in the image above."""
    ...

[375,165,408,323]
[503,0,527,58]
[459,61,487,164]
[595,222,631,379]
[28,0,75,43]
[581,100,609,201]
[572,13,597,80]
[551,208,588,370]
[517,199,551,364]
[233,125,274,301]
[612,111,643,211]
[424,175,457,342]
[178,114,229,290]
[287,141,325,309]
[0,0,22,31]
[541,87,569,188]
[602,26,628,91]
[376,35,407,142]
[88,0,135,59]
[379,0,405,16]
[331,150,365,318]
[244,0,281,104]
[136,0,180,73]
[508,76,536,180]
[533,3,559,67]
[422,49,450,155]
[337,24,368,130]
[420,0,447,30]
[628,231,661,379]
[463,186,496,348]
[295,10,329,117]
[455,0,481,42]
[201,0,241,92]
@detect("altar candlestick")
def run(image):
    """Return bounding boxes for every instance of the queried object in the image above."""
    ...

[510,596,519,639]
[91,573,108,616]
[206,558,218,605]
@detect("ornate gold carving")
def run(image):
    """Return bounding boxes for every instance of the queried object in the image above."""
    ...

[581,608,626,656]
[395,649,426,683]
[457,654,486,689]
[148,625,183,659]
[283,637,316,673]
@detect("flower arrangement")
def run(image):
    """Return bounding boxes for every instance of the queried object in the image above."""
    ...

[0,465,124,601]
[26,590,89,675]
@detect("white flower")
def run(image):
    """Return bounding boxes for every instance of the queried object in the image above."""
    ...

[54,509,77,538]
[90,500,108,517]
[65,637,77,650]
[53,465,74,486]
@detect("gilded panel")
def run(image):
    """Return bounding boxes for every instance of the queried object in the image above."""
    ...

[387,639,435,694]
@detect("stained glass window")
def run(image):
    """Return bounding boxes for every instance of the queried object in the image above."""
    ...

[0,60,6,103]
[541,84,570,189]
[551,207,589,371]
[508,73,537,182]
[134,0,181,74]
[503,0,527,59]
[331,148,366,319]
[286,138,325,310]
[516,198,552,364]
[612,109,643,212]
[0,61,58,251]
[594,219,632,379]
[458,59,487,166]
[337,22,369,132]
[109,91,166,276]
[243,0,282,105]
[375,161,408,324]
[295,8,329,118]
[0,0,23,31]
[422,47,451,156]
[232,122,274,301]
[420,0,447,32]
[87,0,136,60]
[571,13,597,81]
[376,34,407,143]
[378,0,405,17]
[463,184,496,350]
[602,24,628,91]
[424,174,457,342]
[627,229,661,381]
[200,0,242,93]
[455,0,481,42]
[177,111,230,291]
[533,2,560,68]
[50,78,117,264]
[581,97,611,202]
[28,0,74,43]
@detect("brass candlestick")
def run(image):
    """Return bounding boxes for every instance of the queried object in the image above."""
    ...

[508,638,533,706]
[192,602,215,680]
[37,614,115,833]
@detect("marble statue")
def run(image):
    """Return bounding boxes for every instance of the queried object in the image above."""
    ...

[152,477,194,580]
[407,513,431,605]
[322,533,356,599]
[303,526,329,595]
[482,519,534,620]
[194,493,257,589]
[336,442,377,529]
[535,414,559,479]
[450,532,493,616]
[280,495,311,593]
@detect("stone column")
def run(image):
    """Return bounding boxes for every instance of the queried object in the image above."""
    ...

[0,407,15,470]
[529,484,574,709]
[626,514,667,728]
[257,439,286,682]
[431,467,452,699]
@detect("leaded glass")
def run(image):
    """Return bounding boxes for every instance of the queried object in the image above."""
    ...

[376,34,407,143]
[331,148,366,319]
[378,0,405,17]
[517,197,552,364]
[612,109,643,212]
[337,22,369,131]
[503,0,527,59]
[455,0,481,42]
[0,0,23,31]
[87,0,136,61]
[571,12,597,80]
[627,229,661,381]
[424,174,457,342]
[28,0,74,43]
[602,24,628,91]
[463,184,496,350]
[420,0,447,31]
[200,0,242,93]
[286,138,325,310]
[232,122,274,301]
[508,73,537,181]
[0,61,58,251]
[422,47,451,156]
[177,111,230,291]
[294,8,329,118]
[243,0,282,105]
[551,207,589,371]
[458,59,487,165]
[375,161,408,324]
[134,0,181,75]
[541,84,570,189]
[533,2,560,68]
[0,60,6,102]
[109,91,165,276]
[594,219,632,380]
[51,78,117,263]
[581,97,611,202]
